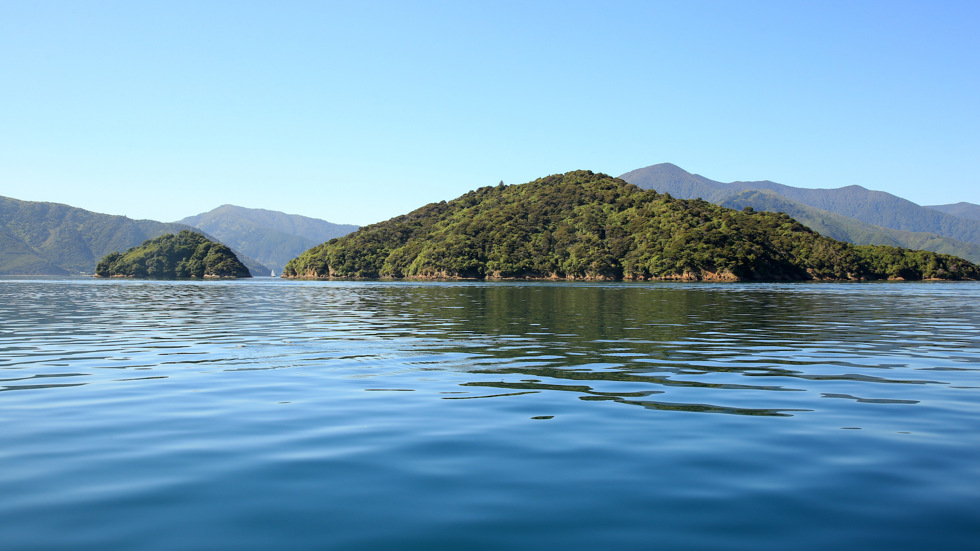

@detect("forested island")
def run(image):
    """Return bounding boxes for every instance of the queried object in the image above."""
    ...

[283,171,980,282]
[95,230,251,279]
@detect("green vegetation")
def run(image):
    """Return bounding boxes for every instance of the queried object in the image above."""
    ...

[95,230,251,279]
[283,171,979,281]
[0,195,193,274]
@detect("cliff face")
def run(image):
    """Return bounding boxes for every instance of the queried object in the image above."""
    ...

[283,171,980,282]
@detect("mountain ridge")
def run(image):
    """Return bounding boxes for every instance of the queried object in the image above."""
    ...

[621,163,980,252]
[720,190,980,263]
[926,202,980,222]
[179,204,359,273]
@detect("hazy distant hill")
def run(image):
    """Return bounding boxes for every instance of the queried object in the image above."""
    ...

[179,205,358,273]
[721,191,980,263]
[926,202,980,222]
[0,196,269,276]
[621,163,980,249]
[620,163,733,203]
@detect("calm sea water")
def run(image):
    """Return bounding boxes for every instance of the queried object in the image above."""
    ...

[1,278,978,550]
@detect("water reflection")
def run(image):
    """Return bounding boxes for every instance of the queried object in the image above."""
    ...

[299,282,964,416]
[1,279,978,418]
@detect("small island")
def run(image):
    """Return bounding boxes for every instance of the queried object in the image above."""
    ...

[283,171,980,282]
[95,230,251,279]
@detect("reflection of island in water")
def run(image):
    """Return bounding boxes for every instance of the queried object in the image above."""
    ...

[294,282,944,417]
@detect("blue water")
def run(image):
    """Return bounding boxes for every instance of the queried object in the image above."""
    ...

[1,278,979,550]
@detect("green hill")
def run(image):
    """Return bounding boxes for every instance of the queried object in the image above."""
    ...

[179,205,359,273]
[0,196,270,276]
[283,171,979,282]
[95,230,251,279]
[0,223,68,275]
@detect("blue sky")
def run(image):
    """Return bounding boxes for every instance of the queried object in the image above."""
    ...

[2,1,978,225]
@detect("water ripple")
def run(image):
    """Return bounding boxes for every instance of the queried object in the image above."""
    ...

[2,279,980,549]
[3,279,978,421]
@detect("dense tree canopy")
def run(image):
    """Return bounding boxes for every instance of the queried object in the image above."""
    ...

[282,171,979,282]
[95,230,251,279]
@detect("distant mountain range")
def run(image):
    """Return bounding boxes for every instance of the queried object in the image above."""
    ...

[178,205,359,274]
[926,202,980,222]
[620,163,980,263]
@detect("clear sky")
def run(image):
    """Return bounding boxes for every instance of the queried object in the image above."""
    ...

[2,0,978,225]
